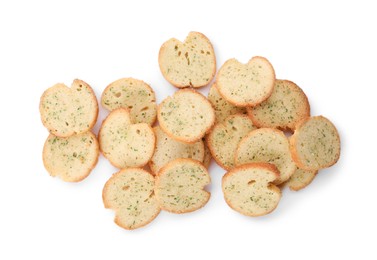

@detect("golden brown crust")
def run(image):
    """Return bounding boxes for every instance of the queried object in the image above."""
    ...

[42,131,99,182]
[154,158,210,214]
[102,168,161,230]
[202,137,212,168]
[155,158,206,177]
[158,31,216,88]
[216,56,276,107]
[289,134,304,170]
[223,162,280,179]
[157,89,216,144]
[289,116,341,171]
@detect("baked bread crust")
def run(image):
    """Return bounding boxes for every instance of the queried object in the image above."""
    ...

[202,137,212,168]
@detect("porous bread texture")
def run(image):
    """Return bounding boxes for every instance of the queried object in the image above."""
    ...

[159,31,216,88]
[286,168,317,191]
[222,163,281,217]
[154,158,211,214]
[157,89,215,143]
[99,108,155,168]
[102,168,160,230]
[207,114,256,170]
[149,126,205,175]
[208,83,247,123]
[101,78,157,125]
[39,79,98,137]
[235,128,296,185]
[290,116,340,170]
[42,131,99,182]
[247,79,310,131]
[216,56,276,107]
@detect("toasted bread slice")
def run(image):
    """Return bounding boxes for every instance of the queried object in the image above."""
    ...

[235,128,296,185]
[154,158,211,214]
[99,108,155,168]
[149,126,205,175]
[216,56,275,107]
[42,131,99,182]
[158,89,215,143]
[103,168,160,230]
[39,79,98,137]
[208,83,247,123]
[290,116,340,170]
[286,168,317,191]
[222,163,281,217]
[101,78,157,125]
[202,137,212,168]
[159,31,216,88]
[207,114,256,170]
[247,80,310,131]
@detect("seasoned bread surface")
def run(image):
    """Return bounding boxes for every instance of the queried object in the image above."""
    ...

[286,168,317,191]
[208,83,247,123]
[158,89,215,143]
[99,108,155,168]
[42,131,99,182]
[39,79,98,137]
[149,126,205,175]
[154,159,211,214]
[101,78,157,125]
[207,114,256,170]
[159,31,216,88]
[235,128,296,185]
[290,116,340,170]
[247,79,310,131]
[103,168,160,230]
[216,56,275,107]
[222,163,281,217]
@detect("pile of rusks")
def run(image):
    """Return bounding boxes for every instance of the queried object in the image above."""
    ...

[39,31,341,230]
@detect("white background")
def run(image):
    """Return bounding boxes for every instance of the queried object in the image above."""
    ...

[0,0,376,259]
